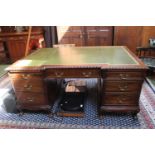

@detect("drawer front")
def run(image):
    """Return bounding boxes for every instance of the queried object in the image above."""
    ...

[12,80,44,93]
[9,73,43,81]
[9,73,44,93]
[46,68,100,78]
[102,92,139,105]
[16,92,47,106]
[105,71,145,80]
[104,81,143,92]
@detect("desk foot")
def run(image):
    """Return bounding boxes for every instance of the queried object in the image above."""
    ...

[99,115,104,119]
[18,111,24,116]
[131,113,138,119]
[99,111,104,119]
[48,112,53,118]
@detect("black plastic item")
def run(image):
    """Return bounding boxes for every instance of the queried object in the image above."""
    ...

[149,39,155,47]
[59,93,85,112]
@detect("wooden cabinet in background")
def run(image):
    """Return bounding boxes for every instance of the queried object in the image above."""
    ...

[0,28,44,63]
[114,26,155,53]
[114,26,143,53]
[6,38,27,62]
[2,26,155,62]
[57,26,113,46]
[57,26,84,46]
[84,26,113,46]
[141,26,155,46]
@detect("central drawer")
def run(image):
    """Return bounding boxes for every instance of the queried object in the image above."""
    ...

[46,68,101,78]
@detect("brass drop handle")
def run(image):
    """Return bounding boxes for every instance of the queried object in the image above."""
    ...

[24,84,32,90]
[82,72,92,77]
[27,97,34,102]
[119,74,129,80]
[119,85,128,91]
[117,97,127,103]
[22,74,30,80]
[118,99,123,104]
[55,72,64,77]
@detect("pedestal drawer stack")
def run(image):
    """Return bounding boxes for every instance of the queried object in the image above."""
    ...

[9,72,51,112]
[100,70,146,114]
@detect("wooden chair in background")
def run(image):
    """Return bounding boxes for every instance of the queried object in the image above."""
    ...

[136,46,155,75]
[136,46,155,93]
[0,41,10,64]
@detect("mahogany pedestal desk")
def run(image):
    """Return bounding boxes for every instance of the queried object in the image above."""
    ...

[6,46,147,115]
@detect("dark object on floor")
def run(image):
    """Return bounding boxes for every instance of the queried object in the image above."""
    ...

[136,46,155,75]
[57,80,87,117]
[58,93,85,117]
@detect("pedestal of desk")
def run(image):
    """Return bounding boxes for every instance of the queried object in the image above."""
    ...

[100,70,146,114]
[9,72,60,112]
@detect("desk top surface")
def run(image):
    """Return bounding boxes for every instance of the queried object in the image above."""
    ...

[7,46,146,70]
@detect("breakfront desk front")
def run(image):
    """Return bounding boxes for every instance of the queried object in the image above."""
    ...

[6,46,147,115]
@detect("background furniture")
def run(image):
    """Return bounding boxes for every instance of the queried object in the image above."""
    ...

[114,26,155,54]
[57,26,113,46]
[0,27,44,63]
[114,26,143,53]
[1,26,155,62]
[0,41,10,63]
[136,46,155,75]
[56,26,155,54]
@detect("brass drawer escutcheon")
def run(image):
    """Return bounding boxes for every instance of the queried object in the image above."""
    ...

[118,84,128,91]
[55,72,64,77]
[119,73,129,80]
[22,74,30,80]
[24,84,33,90]
[82,71,92,77]
[27,97,34,102]
[117,97,128,104]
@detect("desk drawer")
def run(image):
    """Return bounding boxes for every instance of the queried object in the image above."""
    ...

[16,92,47,106]
[102,92,139,105]
[9,73,45,93]
[9,73,43,81]
[104,81,142,92]
[105,71,145,80]
[13,80,44,93]
[46,68,100,78]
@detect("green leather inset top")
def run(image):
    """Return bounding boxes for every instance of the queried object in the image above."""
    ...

[13,46,138,67]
